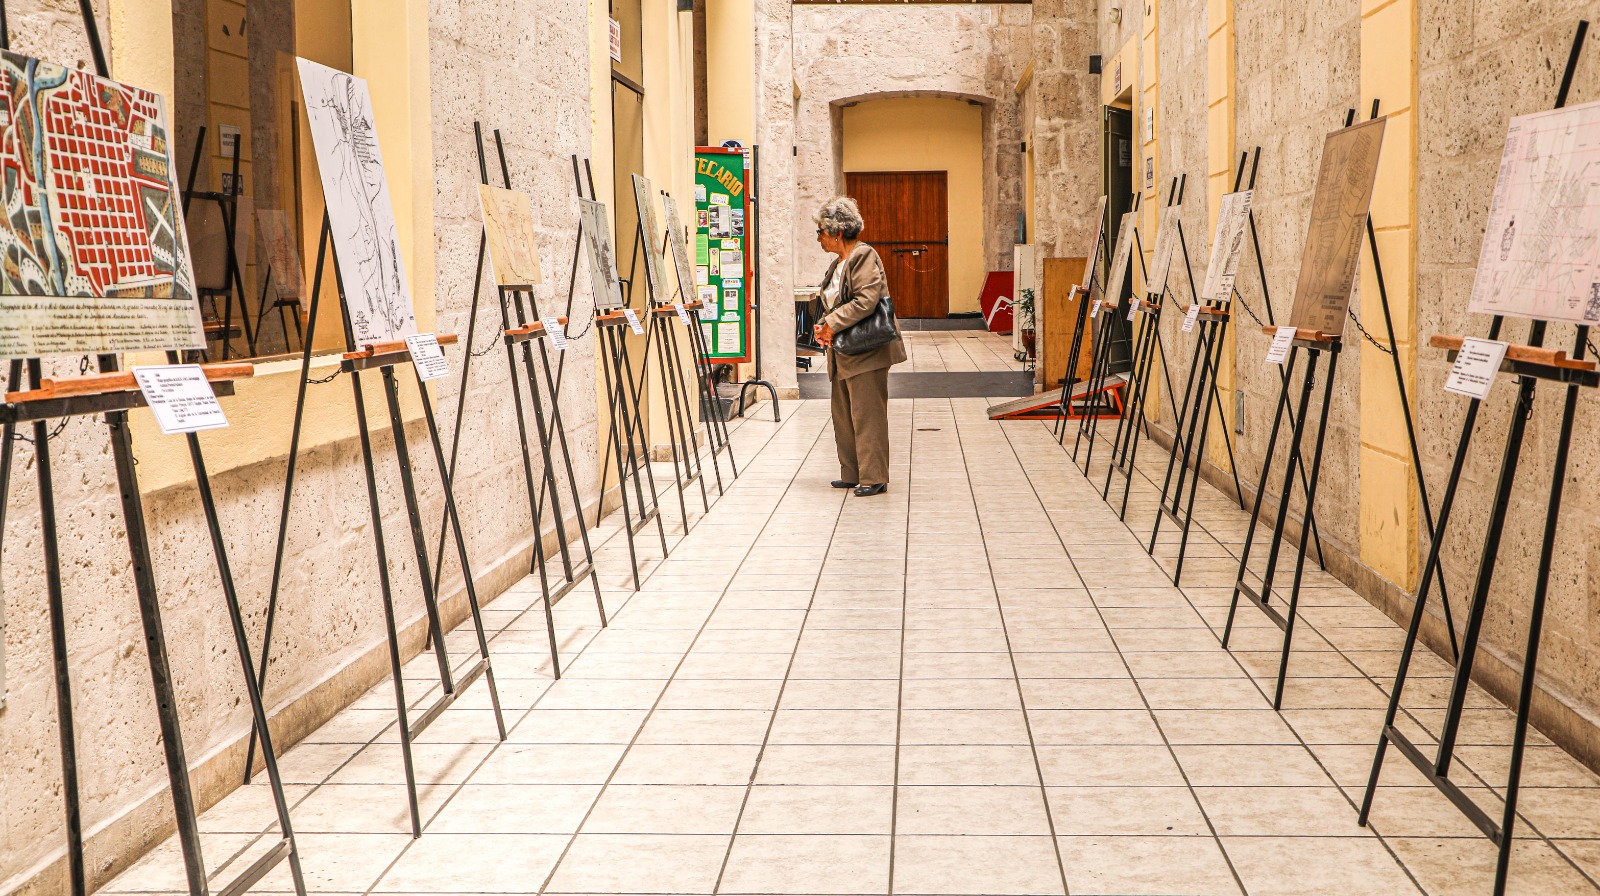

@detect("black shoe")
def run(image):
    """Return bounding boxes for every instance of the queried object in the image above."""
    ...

[831,480,859,489]
[854,483,888,497]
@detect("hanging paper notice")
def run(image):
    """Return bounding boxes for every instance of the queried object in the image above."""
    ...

[1089,298,1102,319]
[676,304,692,326]
[622,308,645,334]
[1443,338,1509,399]
[720,250,744,272]
[404,334,450,381]
[717,325,741,353]
[1182,304,1202,333]
[1265,327,1297,365]
[1126,301,1140,322]
[542,316,567,351]
[133,365,229,435]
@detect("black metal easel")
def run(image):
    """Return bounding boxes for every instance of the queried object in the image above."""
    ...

[247,167,507,835]
[0,7,306,894]
[1358,23,1594,895]
[180,124,257,359]
[1051,198,1110,439]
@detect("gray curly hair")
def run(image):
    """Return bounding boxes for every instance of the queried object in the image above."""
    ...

[816,196,864,240]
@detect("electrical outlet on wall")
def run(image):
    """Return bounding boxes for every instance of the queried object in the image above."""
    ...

[1235,390,1246,436]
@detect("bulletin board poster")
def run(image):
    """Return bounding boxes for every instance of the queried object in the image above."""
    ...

[695,147,753,364]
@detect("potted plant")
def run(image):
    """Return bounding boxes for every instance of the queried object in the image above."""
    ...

[1016,287,1037,360]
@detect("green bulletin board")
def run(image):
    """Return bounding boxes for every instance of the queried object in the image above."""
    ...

[694,147,752,363]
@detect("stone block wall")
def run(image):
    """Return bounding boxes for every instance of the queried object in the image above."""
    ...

[0,0,600,891]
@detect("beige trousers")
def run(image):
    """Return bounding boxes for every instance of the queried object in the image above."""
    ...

[831,366,891,486]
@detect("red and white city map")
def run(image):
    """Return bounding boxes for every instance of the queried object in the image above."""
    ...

[0,49,203,357]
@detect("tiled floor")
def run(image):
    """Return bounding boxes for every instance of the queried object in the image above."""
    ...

[900,329,1023,373]
[109,397,1600,895]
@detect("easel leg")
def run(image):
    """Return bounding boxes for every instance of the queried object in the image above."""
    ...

[597,326,645,589]
[648,316,693,532]
[1172,318,1225,585]
[536,339,608,625]
[349,370,423,838]
[664,317,712,512]
[1222,347,1299,647]
[616,335,672,556]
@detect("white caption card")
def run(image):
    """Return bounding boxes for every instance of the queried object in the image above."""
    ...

[1443,338,1509,400]
[1265,327,1297,365]
[1089,299,1102,319]
[405,334,451,382]
[542,316,568,351]
[717,325,741,353]
[1182,304,1202,333]
[1126,301,1140,322]
[676,304,692,326]
[133,365,229,435]
[622,308,645,334]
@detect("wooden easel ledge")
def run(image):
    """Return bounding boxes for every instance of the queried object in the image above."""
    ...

[7,362,254,403]
[1189,305,1230,319]
[505,316,569,339]
[596,309,634,327]
[1429,333,1597,372]
[343,334,460,362]
[1262,326,1339,344]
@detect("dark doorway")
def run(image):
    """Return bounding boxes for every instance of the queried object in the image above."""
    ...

[1102,105,1134,370]
[845,170,951,319]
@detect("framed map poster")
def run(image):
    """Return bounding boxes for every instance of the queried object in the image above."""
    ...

[632,173,666,302]
[579,198,624,309]
[0,50,205,358]
[695,147,752,363]
[297,57,416,346]
[477,184,543,290]
[1201,190,1254,303]
[1468,100,1600,324]
[662,193,696,301]
[1288,117,1386,335]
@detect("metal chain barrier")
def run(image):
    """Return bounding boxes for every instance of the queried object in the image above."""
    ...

[1346,306,1396,355]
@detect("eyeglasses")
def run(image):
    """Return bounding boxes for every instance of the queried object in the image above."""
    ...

[815,229,824,236]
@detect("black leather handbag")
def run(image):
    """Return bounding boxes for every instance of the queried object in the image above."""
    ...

[831,275,900,356]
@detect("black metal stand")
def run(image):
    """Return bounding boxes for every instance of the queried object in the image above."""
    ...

[1052,199,1114,440]
[733,144,779,421]
[180,126,258,360]
[1358,23,1592,896]
[1221,334,1341,708]
[247,212,507,837]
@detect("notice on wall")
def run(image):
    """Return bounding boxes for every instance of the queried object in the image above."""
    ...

[542,316,568,350]
[1264,327,1297,365]
[609,17,622,61]
[1182,304,1202,333]
[1443,338,1509,399]
[133,365,229,435]
[717,325,741,353]
[405,333,451,381]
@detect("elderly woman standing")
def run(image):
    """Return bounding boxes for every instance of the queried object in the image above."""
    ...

[812,196,906,497]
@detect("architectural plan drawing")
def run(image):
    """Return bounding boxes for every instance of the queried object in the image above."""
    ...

[1102,212,1138,304]
[1468,100,1600,324]
[1288,117,1386,335]
[632,174,666,302]
[477,184,543,289]
[0,50,204,357]
[1146,206,1181,296]
[580,198,624,309]
[1201,190,1254,303]
[662,193,696,300]
[256,207,306,301]
[297,57,415,345]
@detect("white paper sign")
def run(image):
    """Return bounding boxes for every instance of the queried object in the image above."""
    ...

[133,365,229,435]
[717,325,741,353]
[622,308,645,334]
[542,316,568,351]
[1444,338,1509,399]
[676,305,692,326]
[1265,327,1297,365]
[405,334,450,382]
[1089,299,1102,319]
[1182,304,1202,333]
[1202,190,1254,302]
[1126,301,1140,322]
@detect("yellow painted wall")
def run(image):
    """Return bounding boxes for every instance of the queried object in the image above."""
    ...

[1358,0,1420,589]
[841,97,986,314]
[1205,0,1237,465]
[704,0,753,146]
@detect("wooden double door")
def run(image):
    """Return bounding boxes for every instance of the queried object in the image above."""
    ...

[845,171,950,319]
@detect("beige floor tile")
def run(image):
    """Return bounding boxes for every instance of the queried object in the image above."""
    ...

[372,833,568,892]
[610,743,761,785]
[543,833,730,893]
[634,709,774,744]
[737,784,895,834]
[1036,744,1187,787]
[895,785,1052,835]
[1154,709,1300,745]
[768,708,899,744]
[1019,678,1147,710]
[656,677,785,709]
[581,784,748,834]
[1027,709,1166,745]
[720,834,891,894]
[1046,786,1212,836]
[427,783,599,834]
[1222,835,1421,895]
[508,709,651,744]
[898,709,1031,744]
[1057,835,1240,895]
[1172,744,1333,787]
[754,744,898,785]
[898,744,1043,785]
[472,743,628,785]
[892,835,1064,895]
[1194,785,1366,836]
[901,676,1023,709]
[780,678,902,710]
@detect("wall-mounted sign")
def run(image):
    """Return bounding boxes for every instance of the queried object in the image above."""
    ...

[695,147,753,363]
[609,18,622,62]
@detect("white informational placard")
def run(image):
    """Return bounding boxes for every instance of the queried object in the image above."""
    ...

[405,334,450,382]
[542,316,568,350]
[622,308,645,334]
[1089,299,1102,319]
[1468,101,1600,324]
[1126,301,1139,322]
[716,325,740,353]
[1265,327,1297,365]
[1443,338,1510,399]
[133,365,229,435]
[676,304,692,326]
[1202,189,1254,302]
[1182,304,1202,333]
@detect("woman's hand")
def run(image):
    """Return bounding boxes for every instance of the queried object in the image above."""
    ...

[815,321,834,347]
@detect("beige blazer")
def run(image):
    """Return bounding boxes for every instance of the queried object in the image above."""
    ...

[820,242,908,381]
